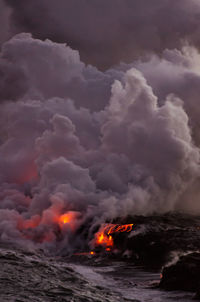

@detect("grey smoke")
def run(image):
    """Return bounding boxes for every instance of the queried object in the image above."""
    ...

[0,2,200,251]
[3,0,200,68]
[0,0,11,45]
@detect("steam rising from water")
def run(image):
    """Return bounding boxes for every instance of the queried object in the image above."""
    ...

[0,1,200,252]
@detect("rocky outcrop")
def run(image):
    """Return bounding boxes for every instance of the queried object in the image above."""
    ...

[111,214,200,268]
[160,252,200,299]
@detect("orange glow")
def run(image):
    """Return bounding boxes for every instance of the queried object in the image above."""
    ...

[18,210,80,244]
[106,224,133,235]
[23,216,40,229]
[96,231,114,249]
[74,251,96,256]
[18,215,41,230]
[94,223,134,251]
[59,213,71,224]
[58,211,81,231]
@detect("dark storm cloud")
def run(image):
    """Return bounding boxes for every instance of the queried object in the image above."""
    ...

[3,0,200,68]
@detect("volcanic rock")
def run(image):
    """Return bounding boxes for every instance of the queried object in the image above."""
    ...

[160,252,200,298]
[110,214,200,269]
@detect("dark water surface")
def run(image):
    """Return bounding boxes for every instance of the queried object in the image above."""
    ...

[0,247,194,302]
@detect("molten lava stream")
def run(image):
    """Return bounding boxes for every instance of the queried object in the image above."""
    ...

[96,232,114,249]
[94,223,134,252]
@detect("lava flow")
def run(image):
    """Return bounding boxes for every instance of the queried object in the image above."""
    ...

[94,223,134,251]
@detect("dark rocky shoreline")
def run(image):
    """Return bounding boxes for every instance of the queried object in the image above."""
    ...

[1,213,200,301]
[160,252,200,299]
[91,213,200,299]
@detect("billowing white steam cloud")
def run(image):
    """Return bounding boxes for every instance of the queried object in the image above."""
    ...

[0,1,200,252]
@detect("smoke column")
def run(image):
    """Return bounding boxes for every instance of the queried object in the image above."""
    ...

[0,0,200,252]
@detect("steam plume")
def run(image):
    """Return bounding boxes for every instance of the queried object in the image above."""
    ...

[3,0,200,68]
[0,1,200,251]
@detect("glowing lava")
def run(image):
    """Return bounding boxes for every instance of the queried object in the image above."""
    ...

[96,231,114,249]
[74,251,96,256]
[58,211,81,231]
[94,223,134,251]
[59,213,71,224]
[106,224,133,235]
